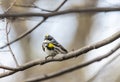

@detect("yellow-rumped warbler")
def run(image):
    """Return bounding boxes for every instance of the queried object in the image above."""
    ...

[42,34,68,59]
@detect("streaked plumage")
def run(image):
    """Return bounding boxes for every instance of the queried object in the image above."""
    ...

[42,35,68,59]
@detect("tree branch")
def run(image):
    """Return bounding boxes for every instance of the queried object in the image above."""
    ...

[0,31,119,78]
[14,4,39,8]
[39,0,67,12]
[26,42,120,82]
[0,7,120,19]
[0,65,17,71]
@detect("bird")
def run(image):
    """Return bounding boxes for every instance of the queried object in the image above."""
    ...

[42,34,68,59]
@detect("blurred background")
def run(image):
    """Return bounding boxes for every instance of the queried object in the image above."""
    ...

[0,0,120,82]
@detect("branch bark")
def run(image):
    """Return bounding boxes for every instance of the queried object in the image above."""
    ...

[0,7,120,19]
[0,31,119,78]
[26,43,120,82]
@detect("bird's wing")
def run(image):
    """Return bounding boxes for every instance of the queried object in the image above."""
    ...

[52,39,68,53]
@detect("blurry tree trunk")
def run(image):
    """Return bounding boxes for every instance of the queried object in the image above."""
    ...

[69,0,98,81]
[1,0,37,80]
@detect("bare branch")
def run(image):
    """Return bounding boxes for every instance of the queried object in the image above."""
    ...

[5,20,19,66]
[0,7,120,19]
[40,0,67,12]
[54,0,67,11]
[0,71,16,78]
[0,65,17,71]
[0,31,119,78]
[14,4,39,8]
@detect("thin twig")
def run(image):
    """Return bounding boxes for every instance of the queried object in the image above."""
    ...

[54,0,67,11]
[0,31,119,78]
[40,0,67,12]
[4,0,17,13]
[14,4,39,8]
[0,18,46,49]
[26,43,120,82]
[5,20,19,66]
[7,24,11,35]
[0,71,16,78]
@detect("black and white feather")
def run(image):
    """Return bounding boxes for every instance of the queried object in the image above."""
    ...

[42,35,68,59]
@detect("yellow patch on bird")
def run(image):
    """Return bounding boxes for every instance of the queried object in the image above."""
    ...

[48,43,54,48]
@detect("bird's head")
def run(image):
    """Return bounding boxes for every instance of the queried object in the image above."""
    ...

[44,34,53,41]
